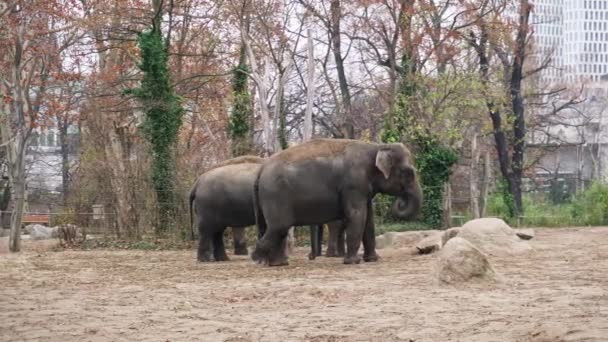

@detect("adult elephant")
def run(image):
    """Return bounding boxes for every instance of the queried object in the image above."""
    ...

[189,155,344,262]
[252,138,422,266]
[189,155,264,262]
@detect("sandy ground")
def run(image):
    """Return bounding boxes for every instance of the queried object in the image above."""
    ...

[1,227,608,342]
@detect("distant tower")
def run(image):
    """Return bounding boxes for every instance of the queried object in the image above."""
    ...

[532,0,608,84]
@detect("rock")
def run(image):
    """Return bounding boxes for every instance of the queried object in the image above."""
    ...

[436,237,496,284]
[415,232,442,254]
[515,228,535,240]
[384,230,440,249]
[25,224,58,240]
[441,227,461,246]
[458,218,532,257]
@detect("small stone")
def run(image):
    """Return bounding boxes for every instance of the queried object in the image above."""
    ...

[415,232,442,254]
[515,228,535,240]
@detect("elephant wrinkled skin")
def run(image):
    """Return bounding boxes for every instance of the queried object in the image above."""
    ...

[189,156,264,262]
[189,155,346,262]
[252,139,423,266]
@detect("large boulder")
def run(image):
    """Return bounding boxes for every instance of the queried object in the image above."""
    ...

[458,218,532,257]
[436,237,496,284]
[25,224,58,240]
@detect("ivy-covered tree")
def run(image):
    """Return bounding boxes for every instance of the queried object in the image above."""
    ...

[128,23,184,235]
[229,46,253,157]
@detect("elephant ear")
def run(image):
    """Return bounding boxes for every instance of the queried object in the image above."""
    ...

[375,149,392,179]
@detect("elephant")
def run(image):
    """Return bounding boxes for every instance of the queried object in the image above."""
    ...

[251,138,423,266]
[189,155,264,261]
[189,155,346,262]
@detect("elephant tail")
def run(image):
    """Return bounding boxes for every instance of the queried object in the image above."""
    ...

[188,181,196,241]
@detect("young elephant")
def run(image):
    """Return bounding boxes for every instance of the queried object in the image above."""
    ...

[189,156,264,262]
[252,139,423,266]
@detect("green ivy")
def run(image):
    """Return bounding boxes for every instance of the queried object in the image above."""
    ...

[415,136,458,227]
[126,25,184,235]
[229,47,253,157]
[497,178,516,218]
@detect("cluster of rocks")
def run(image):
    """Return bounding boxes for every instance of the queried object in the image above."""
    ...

[376,218,534,284]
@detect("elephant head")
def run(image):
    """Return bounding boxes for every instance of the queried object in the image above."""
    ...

[374,143,423,220]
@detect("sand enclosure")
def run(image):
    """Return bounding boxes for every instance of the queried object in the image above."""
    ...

[1,227,608,341]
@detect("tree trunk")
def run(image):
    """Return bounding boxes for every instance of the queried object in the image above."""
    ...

[242,33,272,155]
[303,29,314,141]
[480,150,491,217]
[105,125,139,239]
[470,133,480,218]
[59,117,70,206]
[329,0,353,139]
[442,182,452,228]
[9,165,26,252]
[507,0,531,217]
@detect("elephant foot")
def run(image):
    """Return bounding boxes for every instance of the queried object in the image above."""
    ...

[268,257,289,267]
[214,253,230,262]
[197,253,214,263]
[363,252,380,262]
[251,245,270,265]
[343,255,361,265]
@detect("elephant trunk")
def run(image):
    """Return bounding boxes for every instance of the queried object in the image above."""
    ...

[391,181,423,220]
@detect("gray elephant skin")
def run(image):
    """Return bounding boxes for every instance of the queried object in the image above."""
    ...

[189,155,346,262]
[189,156,263,262]
[252,138,423,266]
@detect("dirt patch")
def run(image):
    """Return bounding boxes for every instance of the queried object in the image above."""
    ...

[1,227,608,341]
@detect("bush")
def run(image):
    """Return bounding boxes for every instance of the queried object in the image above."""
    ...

[485,181,608,227]
[570,182,608,226]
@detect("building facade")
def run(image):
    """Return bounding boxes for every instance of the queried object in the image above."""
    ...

[533,0,608,84]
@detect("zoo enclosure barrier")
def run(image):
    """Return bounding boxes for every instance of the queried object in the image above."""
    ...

[0,210,118,236]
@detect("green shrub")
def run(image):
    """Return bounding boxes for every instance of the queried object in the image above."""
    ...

[570,182,608,226]
[485,181,608,227]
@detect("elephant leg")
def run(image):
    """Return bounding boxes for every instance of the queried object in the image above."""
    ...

[212,230,230,261]
[326,221,346,257]
[308,224,323,260]
[325,221,339,257]
[363,200,379,262]
[233,227,248,255]
[253,227,289,266]
[337,223,346,257]
[316,224,324,256]
[197,223,214,263]
[343,195,367,265]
